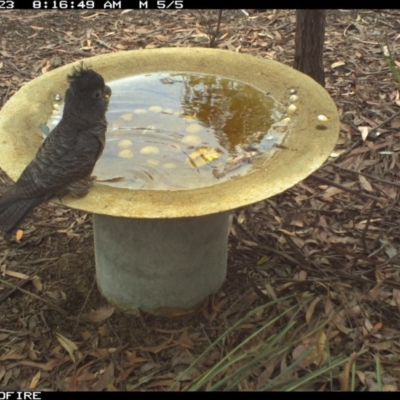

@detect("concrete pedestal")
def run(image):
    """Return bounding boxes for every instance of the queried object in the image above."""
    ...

[93,212,230,314]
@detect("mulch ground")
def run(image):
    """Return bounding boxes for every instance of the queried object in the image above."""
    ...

[1,9,400,391]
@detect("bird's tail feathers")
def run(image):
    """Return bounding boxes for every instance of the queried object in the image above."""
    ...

[0,195,45,235]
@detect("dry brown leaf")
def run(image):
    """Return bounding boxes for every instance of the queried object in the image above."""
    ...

[359,175,373,192]
[277,228,295,236]
[324,293,334,316]
[98,324,110,337]
[152,306,197,318]
[77,373,97,382]
[171,349,195,368]
[31,275,43,292]
[27,341,37,361]
[56,333,78,363]
[242,239,258,247]
[364,318,374,332]
[70,360,97,391]
[81,12,102,19]
[237,210,246,224]
[147,379,175,389]
[0,365,6,381]
[116,366,135,384]
[331,61,346,68]
[370,321,383,335]
[5,270,29,280]
[321,187,344,201]
[315,330,328,366]
[383,384,398,391]
[19,359,59,371]
[3,370,12,386]
[93,362,115,391]
[375,268,385,285]
[136,336,174,354]
[338,352,358,391]
[335,323,353,335]
[29,371,41,389]
[358,126,369,141]
[0,349,25,361]
[203,349,220,367]
[81,306,115,323]
[295,270,307,281]
[292,342,311,367]
[172,330,194,350]
[305,297,321,324]
[371,340,392,351]
[293,330,328,368]
[156,34,170,42]
[125,350,147,366]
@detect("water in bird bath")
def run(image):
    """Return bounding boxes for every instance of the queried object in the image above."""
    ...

[48,72,289,190]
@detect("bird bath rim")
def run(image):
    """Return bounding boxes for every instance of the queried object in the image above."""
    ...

[0,48,340,219]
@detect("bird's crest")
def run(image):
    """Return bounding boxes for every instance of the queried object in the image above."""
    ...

[67,63,105,92]
[67,62,91,83]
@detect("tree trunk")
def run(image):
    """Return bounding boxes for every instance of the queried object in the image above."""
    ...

[294,10,326,87]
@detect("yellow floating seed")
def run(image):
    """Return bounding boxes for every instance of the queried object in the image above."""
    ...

[118,149,134,158]
[183,114,196,122]
[163,108,174,114]
[140,146,160,155]
[148,105,163,112]
[118,140,133,148]
[287,104,297,114]
[281,117,291,125]
[146,159,160,166]
[121,113,133,121]
[163,163,176,169]
[289,94,298,102]
[133,109,147,114]
[317,114,329,122]
[185,124,202,134]
[181,135,202,145]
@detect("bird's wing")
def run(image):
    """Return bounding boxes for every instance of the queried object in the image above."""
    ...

[15,124,104,199]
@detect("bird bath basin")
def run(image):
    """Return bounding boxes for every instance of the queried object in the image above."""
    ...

[0,48,339,315]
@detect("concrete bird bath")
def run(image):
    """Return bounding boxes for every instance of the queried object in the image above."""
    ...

[0,48,339,315]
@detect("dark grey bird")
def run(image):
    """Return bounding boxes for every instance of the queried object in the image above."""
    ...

[0,65,112,236]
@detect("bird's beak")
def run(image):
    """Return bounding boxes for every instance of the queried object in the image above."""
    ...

[104,85,112,101]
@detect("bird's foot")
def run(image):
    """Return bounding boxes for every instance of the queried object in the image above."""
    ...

[88,176,97,188]
[66,179,91,198]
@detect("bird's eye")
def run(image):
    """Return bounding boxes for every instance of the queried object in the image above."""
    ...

[93,90,102,98]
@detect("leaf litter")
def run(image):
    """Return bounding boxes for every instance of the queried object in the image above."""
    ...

[1,8,400,391]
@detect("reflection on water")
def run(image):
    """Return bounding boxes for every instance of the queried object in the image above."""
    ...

[48,72,288,190]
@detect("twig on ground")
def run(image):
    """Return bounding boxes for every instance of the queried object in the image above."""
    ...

[336,166,400,189]
[310,175,385,203]
[361,200,377,254]
[368,109,400,135]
